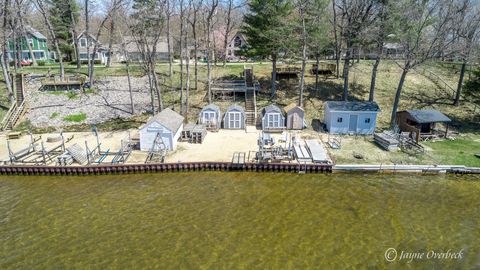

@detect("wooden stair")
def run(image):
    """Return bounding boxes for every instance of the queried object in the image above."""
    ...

[1,73,27,130]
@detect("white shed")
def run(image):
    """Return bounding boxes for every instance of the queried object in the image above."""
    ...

[324,101,380,135]
[199,104,221,129]
[223,105,246,129]
[261,104,285,131]
[139,108,184,151]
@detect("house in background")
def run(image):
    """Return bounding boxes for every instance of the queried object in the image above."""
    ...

[324,101,380,135]
[225,32,248,61]
[77,31,108,64]
[118,36,169,62]
[139,108,184,151]
[7,26,53,63]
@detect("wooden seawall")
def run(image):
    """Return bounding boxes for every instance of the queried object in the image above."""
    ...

[334,164,480,174]
[0,162,332,176]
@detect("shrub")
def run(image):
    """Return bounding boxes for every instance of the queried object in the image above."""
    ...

[63,113,87,123]
[37,61,46,66]
[50,112,59,119]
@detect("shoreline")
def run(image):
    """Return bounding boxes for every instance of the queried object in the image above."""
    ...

[0,162,479,176]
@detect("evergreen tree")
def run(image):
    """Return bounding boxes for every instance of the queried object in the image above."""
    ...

[243,0,294,97]
[48,0,79,61]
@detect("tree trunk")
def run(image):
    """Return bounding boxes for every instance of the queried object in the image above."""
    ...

[166,1,173,78]
[179,0,185,114]
[36,0,64,78]
[315,54,319,91]
[151,62,163,111]
[192,22,198,90]
[106,18,115,67]
[70,5,81,69]
[332,0,340,79]
[85,0,90,80]
[342,39,352,101]
[453,60,466,106]
[298,8,307,107]
[146,64,155,113]
[0,53,14,103]
[124,49,134,114]
[222,0,233,67]
[369,57,380,101]
[207,24,212,104]
[185,31,191,115]
[271,55,277,97]
[390,66,409,128]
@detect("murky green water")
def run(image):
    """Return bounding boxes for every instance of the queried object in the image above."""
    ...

[0,172,479,269]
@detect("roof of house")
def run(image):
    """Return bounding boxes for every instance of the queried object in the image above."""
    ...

[401,109,451,123]
[283,103,304,113]
[226,104,245,113]
[142,108,184,133]
[122,36,169,53]
[25,26,47,40]
[262,104,282,114]
[325,101,381,112]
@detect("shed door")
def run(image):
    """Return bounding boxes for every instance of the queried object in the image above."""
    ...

[349,115,358,132]
[292,113,301,129]
[268,113,280,128]
[230,112,241,128]
[203,111,216,123]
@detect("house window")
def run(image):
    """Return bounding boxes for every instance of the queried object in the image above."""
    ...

[80,38,87,48]
[33,51,45,59]
[27,38,33,48]
[337,117,343,123]
[234,36,242,47]
[365,118,371,123]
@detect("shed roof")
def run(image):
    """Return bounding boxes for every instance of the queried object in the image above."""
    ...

[325,101,380,112]
[143,108,184,133]
[401,109,451,124]
[226,104,245,113]
[263,104,282,114]
[283,103,304,113]
[201,104,220,113]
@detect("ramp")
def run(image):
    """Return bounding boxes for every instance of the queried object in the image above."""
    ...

[294,145,312,163]
[305,140,329,163]
[66,143,87,164]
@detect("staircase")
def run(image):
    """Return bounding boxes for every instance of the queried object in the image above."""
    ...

[244,65,257,126]
[414,67,456,99]
[1,73,27,130]
[245,87,256,126]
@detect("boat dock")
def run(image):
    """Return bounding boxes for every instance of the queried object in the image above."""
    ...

[334,164,480,174]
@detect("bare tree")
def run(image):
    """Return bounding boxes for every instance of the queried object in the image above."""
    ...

[34,0,65,78]
[368,0,388,102]
[1,0,14,102]
[452,0,480,106]
[221,0,243,67]
[336,0,377,101]
[15,0,37,66]
[189,0,202,90]
[389,0,455,127]
[205,0,219,104]
[165,0,174,77]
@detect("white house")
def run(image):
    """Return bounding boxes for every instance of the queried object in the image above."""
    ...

[226,32,247,60]
[77,31,108,64]
[324,101,380,135]
[139,108,184,151]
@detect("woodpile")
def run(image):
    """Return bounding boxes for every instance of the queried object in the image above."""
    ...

[374,131,399,151]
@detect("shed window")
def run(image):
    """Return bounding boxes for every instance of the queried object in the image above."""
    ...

[365,118,371,123]
[268,113,280,128]
[337,117,343,123]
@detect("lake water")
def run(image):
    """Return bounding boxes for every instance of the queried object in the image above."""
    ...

[0,172,479,269]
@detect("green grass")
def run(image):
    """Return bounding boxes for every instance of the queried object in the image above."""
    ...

[63,113,87,123]
[423,138,480,167]
[50,112,59,119]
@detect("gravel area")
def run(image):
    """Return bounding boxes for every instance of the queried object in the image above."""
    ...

[24,76,153,127]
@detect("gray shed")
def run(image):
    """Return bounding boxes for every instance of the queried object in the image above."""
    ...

[284,103,305,130]
[139,108,184,151]
[261,104,285,131]
[223,105,245,129]
[199,104,221,129]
